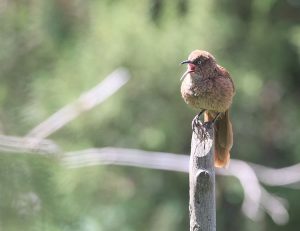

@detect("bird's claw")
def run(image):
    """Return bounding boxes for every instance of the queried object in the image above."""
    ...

[192,115,201,133]
[192,116,210,141]
[202,121,213,130]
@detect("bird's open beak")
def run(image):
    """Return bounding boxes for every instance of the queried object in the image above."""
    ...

[180,60,192,65]
[180,60,194,81]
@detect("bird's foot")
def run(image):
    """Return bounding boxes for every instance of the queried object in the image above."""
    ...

[192,117,209,142]
[191,109,205,133]
[202,121,213,130]
[192,114,202,133]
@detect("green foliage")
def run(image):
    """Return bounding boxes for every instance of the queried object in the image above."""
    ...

[0,0,300,230]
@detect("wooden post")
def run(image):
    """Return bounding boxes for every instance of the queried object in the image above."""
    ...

[189,126,215,231]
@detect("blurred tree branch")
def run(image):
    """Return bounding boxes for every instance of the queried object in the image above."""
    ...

[0,138,297,225]
[0,135,60,155]
[26,68,130,139]
[64,148,294,225]
[249,162,300,189]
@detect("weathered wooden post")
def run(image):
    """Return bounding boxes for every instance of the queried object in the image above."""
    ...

[189,126,215,231]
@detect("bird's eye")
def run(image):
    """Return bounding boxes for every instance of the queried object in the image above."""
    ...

[197,60,202,65]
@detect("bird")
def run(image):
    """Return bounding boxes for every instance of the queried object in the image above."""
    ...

[180,50,235,168]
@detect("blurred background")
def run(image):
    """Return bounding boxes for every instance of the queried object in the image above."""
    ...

[1,0,300,230]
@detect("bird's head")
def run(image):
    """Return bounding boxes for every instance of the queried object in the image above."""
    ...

[180,50,217,81]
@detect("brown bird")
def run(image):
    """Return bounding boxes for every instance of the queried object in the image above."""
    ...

[180,50,235,168]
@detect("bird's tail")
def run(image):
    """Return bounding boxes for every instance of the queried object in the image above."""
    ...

[204,110,233,168]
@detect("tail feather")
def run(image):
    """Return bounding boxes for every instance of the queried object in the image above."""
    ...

[205,110,233,168]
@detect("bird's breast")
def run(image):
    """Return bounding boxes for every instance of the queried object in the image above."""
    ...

[180,75,233,112]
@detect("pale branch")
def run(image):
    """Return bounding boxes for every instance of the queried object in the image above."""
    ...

[0,136,297,225]
[217,160,289,225]
[62,147,189,172]
[63,147,300,188]
[218,161,262,221]
[260,187,289,225]
[63,147,295,225]
[25,68,130,139]
[249,162,300,189]
[0,135,60,155]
